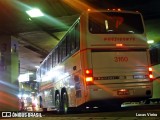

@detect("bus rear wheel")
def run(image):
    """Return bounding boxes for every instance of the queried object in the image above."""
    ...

[61,92,69,114]
[55,94,61,113]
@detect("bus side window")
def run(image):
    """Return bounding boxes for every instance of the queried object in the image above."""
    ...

[41,63,44,76]
[0,52,5,71]
[44,61,47,75]
[58,44,62,63]
[52,51,56,67]
[62,38,67,61]
[70,28,76,52]
[66,33,71,56]
[158,47,160,64]
[47,55,52,71]
[75,22,80,50]
[55,48,59,64]
[70,22,80,53]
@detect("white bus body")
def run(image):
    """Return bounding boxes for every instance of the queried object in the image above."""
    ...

[37,10,152,113]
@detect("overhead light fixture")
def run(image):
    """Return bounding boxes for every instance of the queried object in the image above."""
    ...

[28,72,34,75]
[18,73,29,82]
[35,66,40,68]
[147,40,154,44]
[26,8,44,17]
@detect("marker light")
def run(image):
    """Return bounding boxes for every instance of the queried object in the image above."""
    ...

[87,9,91,11]
[85,69,92,74]
[119,89,127,92]
[116,44,123,47]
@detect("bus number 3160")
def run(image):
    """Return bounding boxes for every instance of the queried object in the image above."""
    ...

[114,57,128,62]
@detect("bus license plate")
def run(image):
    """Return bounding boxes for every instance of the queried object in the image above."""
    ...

[133,75,145,79]
[117,90,129,95]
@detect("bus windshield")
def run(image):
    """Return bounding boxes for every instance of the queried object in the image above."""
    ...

[89,12,144,34]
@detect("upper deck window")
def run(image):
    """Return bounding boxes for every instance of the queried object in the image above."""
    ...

[89,12,144,34]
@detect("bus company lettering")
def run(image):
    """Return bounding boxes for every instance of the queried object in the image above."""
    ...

[104,37,135,42]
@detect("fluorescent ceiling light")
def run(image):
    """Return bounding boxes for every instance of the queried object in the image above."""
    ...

[35,66,40,68]
[18,73,29,82]
[26,8,44,17]
[147,40,154,44]
[28,72,34,75]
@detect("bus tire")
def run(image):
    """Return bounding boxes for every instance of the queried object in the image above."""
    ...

[55,93,61,113]
[61,92,69,114]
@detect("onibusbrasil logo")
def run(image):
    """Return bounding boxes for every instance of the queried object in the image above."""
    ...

[2,112,43,117]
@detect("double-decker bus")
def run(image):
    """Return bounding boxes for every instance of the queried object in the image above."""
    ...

[36,9,153,113]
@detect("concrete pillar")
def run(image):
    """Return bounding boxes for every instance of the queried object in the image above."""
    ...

[0,35,19,111]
